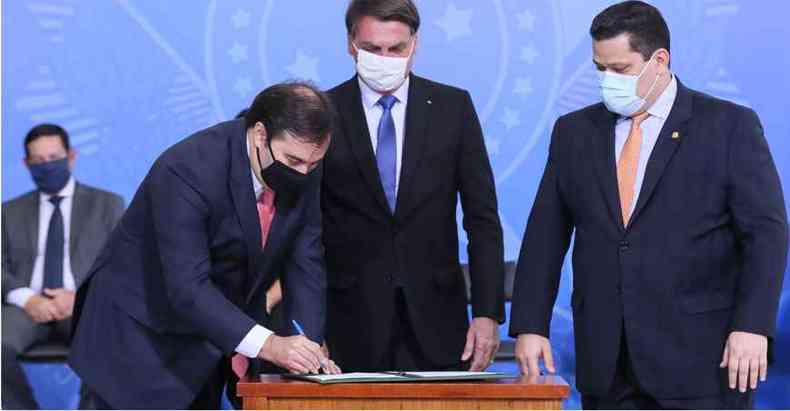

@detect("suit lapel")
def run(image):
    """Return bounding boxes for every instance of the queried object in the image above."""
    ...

[228,120,264,294]
[340,77,392,214]
[590,105,625,232]
[23,193,40,268]
[628,80,693,228]
[394,74,432,221]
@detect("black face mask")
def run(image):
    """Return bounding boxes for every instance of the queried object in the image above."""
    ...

[29,157,71,194]
[256,139,314,208]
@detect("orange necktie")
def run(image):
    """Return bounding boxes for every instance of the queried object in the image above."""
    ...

[231,188,277,378]
[617,112,649,227]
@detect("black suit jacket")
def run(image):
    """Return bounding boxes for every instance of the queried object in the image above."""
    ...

[509,80,788,398]
[68,119,327,409]
[2,183,124,299]
[323,75,505,370]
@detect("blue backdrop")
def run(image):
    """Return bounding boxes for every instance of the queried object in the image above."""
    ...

[3,1,788,408]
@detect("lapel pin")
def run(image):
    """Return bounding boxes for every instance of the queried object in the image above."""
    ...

[671,131,680,139]
[426,99,432,105]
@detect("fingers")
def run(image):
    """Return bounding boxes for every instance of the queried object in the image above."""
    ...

[749,356,759,390]
[461,327,475,362]
[285,356,311,375]
[720,340,729,368]
[542,343,556,374]
[43,302,61,321]
[526,351,541,377]
[301,338,327,369]
[291,348,320,374]
[738,355,749,393]
[469,346,488,371]
[759,352,768,383]
[294,346,321,373]
[323,360,342,374]
[516,350,530,376]
[31,311,51,323]
[470,332,498,371]
[728,353,739,390]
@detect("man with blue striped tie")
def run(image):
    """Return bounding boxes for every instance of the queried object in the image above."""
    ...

[322,0,505,373]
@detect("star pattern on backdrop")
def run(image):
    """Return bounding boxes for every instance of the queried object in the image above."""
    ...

[234,76,253,97]
[434,3,474,42]
[285,50,321,82]
[232,9,251,30]
[485,136,502,156]
[520,44,539,64]
[228,42,248,64]
[500,107,521,131]
[515,9,536,32]
[514,77,534,97]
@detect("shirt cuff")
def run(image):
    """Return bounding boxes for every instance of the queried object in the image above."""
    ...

[235,324,273,358]
[6,288,37,309]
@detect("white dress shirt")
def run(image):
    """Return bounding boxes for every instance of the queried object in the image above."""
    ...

[614,75,678,215]
[234,138,274,359]
[6,177,78,308]
[358,76,410,194]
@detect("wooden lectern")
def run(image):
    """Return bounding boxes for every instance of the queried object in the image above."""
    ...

[238,374,570,410]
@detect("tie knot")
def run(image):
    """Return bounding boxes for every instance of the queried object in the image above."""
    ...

[630,112,649,128]
[378,95,398,110]
[49,196,63,207]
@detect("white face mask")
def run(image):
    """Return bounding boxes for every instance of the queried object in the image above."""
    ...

[353,40,414,93]
[598,53,660,117]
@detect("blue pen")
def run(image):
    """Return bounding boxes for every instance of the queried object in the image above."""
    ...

[292,320,326,373]
[291,320,306,335]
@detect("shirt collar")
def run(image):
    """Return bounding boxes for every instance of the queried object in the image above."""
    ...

[245,136,264,197]
[41,176,76,201]
[358,75,410,110]
[646,73,677,120]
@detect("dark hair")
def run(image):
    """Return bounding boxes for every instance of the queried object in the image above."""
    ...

[590,0,670,61]
[244,81,334,144]
[24,123,70,158]
[345,0,420,36]
[235,109,248,119]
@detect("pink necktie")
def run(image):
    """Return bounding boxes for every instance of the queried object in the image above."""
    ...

[231,188,277,378]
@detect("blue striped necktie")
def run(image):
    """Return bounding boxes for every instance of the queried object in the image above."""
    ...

[376,94,398,213]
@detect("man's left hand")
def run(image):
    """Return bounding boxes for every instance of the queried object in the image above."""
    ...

[462,317,500,371]
[720,331,768,392]
[43,288,75,320]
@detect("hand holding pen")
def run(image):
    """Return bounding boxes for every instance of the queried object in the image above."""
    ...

[292,320,343,375]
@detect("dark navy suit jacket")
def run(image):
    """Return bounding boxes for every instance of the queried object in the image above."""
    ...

[510,80,788,398]
[68,119,326,409]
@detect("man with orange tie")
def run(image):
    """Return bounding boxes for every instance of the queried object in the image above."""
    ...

[69,81,340,409]
[510,1,788,409]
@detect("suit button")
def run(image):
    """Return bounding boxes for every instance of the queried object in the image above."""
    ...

[619,241,630,252]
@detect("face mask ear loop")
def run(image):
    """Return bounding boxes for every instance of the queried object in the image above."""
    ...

[634,53,660,113]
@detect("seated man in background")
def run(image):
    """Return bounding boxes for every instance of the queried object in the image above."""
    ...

[2,124,125,410]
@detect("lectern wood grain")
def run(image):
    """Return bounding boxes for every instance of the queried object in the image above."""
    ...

[238,374,570,410]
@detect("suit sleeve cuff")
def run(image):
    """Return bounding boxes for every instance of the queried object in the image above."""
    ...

[235,324,273,358]
[6,288,36,309]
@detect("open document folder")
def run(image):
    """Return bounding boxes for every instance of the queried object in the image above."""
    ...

[282,371,515,384]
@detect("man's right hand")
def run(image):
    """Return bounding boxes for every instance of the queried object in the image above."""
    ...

[258,335,328,374]
[515,333,556,376]
[23,295,61,323]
